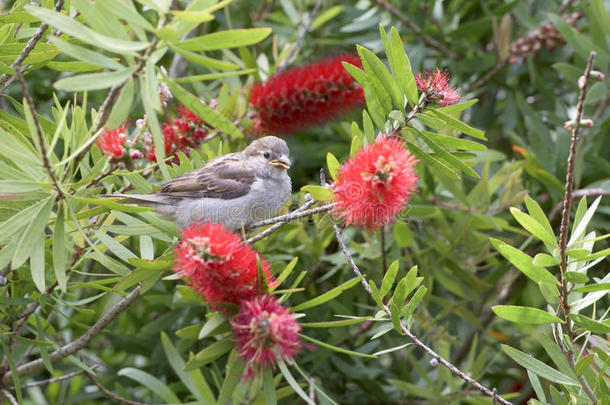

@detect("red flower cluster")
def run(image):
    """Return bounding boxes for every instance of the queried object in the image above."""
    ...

[173,222,276,310]
[333,136,418,229]
[97,104,213,167]
[143,104,212,163]
[415,68,461,106]
[250,55,365,135]
[232,295,301,373]
[97,123,130,160]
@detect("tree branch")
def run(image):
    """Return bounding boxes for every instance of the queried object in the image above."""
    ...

[14,69,65,201]
[1,285,142,386]
[556,51,598,404]
[0,0,65,93]
[248,203,333,229]
[372,0,457,58]
[86,373,162,405]
[276,0,324,74]
[332,225,513,405]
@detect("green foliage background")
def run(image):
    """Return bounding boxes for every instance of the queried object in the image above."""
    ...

[0,0,608,404]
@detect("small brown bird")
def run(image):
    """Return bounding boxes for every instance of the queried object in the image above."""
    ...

[107,136,292,230]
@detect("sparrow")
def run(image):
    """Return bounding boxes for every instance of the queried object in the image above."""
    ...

[106,136,292,231]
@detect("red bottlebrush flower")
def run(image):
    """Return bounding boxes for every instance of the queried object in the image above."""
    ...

[231,295,301,374]
[333,136,418,229]
[250,55,365,135]
[97,123,128,159]
[173,222,276,310]
[178,105,204,125]
[415,68,461,106]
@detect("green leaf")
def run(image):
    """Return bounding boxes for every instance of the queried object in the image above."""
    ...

[569,196,601,246]
[438,99,478,114]
[262,368,276,405]
[161,332,209,402]
[416,129,479,178]
[49,38,124,70]
[167,43,240,71]
[107,78,134,130]
[389,27,418,106]
[128,258,173,270]
[291,275,364,311]
[357,45,393,115]
[172,10,215,22]
[12,194,55,269]
[429,108,486,140]
[217,357,247,405]
[95,230,137,263]
[301,185,333,202]
[533,253,559,267]
[71,195,151,214]
[54,67,136,91]
[118,367,180,403]
[565,271,588,284]
[176,28,272,51]
[52,205,67,292]
[393,220,413,247]
[342,62,385,128]
[101,0,154,30]
[400,286,426,319]
[571,314,610,334]
[26,6,148,55]
[311,5,343,29]
[548,13,610,63]
[165,77,242,138]
[198,313,229,339]
[272,257,298,290]
[492,305,562,324]
[175,69,257,82]
[183,339,233,371]
[277,361,315,405]
[573,283,610,293]
[362,111,375,144]
[350,134,362,157]
[406,141,459,179]
[300,334,376,358]
[416,130,486,151]
[326,152,341,180]
[381,260,399,297]
[300,317,372,328]
[0,196,53,244]
[30,233,46,292]
[490,239,558,285]
[358,44,403,112]
[501,345,579,386]
[538,281,560,305]
[510,207,557,251]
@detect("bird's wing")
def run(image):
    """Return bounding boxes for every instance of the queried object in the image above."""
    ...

[159,154,256,199]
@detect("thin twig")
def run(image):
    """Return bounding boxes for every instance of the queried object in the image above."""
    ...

[556,51,598,404]
[276,0,323,73]
[1,285,142,385]
[0,389,18,405]
[0,0,65,93]
[248,204,333,229]
[14,69,65,201]
[571,188,610,199]
[372,0,457,58]
[467,59,507,93]
[247,198,317,244]
[6,367,97,390]
[332,224,513,405]
[86,373,163,405]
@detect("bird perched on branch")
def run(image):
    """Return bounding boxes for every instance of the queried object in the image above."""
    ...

[106,136,292,231]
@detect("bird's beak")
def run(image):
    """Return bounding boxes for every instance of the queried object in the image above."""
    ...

[268,155,291,170]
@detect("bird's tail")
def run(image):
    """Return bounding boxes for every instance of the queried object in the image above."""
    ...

[100,193,171,206]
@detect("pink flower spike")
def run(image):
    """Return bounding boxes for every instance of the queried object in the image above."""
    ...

[231,295,301,375]
[333,136,419,229]
[415,68,461,106]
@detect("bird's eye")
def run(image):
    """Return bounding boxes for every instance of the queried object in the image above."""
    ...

[263,152,271,159]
